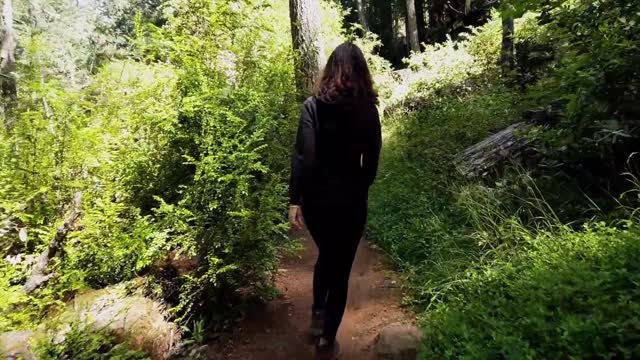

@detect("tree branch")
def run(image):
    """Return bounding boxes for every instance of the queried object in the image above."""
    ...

[23,192,83,293]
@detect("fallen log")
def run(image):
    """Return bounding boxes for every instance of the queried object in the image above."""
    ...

[455,122,532,177]
[23,192,82,293]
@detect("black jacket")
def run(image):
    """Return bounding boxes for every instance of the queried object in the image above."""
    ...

[289,96,382,205]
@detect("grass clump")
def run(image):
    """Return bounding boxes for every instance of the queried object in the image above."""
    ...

[368,84,519,300]
[421,219,640,359]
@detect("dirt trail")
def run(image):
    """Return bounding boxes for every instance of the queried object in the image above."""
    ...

[206,231,413,359]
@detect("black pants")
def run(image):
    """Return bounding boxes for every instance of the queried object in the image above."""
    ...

[303,199,367,341]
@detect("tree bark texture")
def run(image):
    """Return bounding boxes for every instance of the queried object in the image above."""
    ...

[455,123,531,177]
[289,0,323,97]
[0,0,15,74]
[1,0,17,129]
[405,0,420,52]
[500,14,515,72]
[356,0,369,31]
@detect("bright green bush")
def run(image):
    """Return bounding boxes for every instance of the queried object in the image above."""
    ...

[1,0,358,337]
[144,0,298,326]
[0,58,176,329]
[384,16,504,109]
[421,220,640,359]
[64,199,153,288]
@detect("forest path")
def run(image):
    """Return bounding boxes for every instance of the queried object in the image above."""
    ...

[205,231,413,359]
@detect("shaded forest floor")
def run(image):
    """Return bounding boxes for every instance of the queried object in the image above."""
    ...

[205,231,413,359]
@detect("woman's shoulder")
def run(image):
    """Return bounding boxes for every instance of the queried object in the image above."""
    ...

[303,96,317,107]
[301,96,318,115]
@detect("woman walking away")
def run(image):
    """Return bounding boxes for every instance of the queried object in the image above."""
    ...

[289,42,382,359]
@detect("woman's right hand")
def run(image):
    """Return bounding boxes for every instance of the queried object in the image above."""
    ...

[289,205,304,230]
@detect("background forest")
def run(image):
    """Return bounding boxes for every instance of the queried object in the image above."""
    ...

[0,0,639,358]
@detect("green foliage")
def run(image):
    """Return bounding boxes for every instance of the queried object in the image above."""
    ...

[369,3,640,358]
[2,0,360,342]
[145,0,298,326]
[517,0,640,203]
[0,256,85,332]
[64,200,153,288]
[421,219,640,359]
[34,322,150,360]
[384,17,503,109]
[368,83,518,290]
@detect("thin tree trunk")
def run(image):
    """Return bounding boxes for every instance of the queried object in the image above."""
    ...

[1,0,17,130]
[381,0,393,44]
[405,0,420,52]
[500,14,515,73]
[356,0,369,31]
[289,0,323,97]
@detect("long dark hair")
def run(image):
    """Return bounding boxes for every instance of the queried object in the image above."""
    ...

[315,42,378,105]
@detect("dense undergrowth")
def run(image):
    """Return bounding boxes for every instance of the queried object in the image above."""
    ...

[0,0,368,354]
[368,0,640,358]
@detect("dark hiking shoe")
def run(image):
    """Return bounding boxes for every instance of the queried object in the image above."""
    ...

[307,310,324,343]
[315,337,341,359]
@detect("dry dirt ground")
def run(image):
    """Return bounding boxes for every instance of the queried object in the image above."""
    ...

[205,231,414,360]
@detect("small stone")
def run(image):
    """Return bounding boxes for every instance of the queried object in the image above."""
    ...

[373,323,423,360]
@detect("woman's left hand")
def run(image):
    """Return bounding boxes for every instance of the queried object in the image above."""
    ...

[289,205,304,230]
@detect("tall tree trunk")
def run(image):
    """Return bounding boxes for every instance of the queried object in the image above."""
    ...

[500,13,515,73]
[415,0,426,44]
[405,0,420,52]
[1,0,17,130]
[356,0,369,31]
[378,0,397,64]
[289,0,323,97]
[427,0,446,43]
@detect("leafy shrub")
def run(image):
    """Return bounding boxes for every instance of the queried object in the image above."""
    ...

[384,16,503,109]
[518,0,640,204]
[34,322,150,360]
[63,198,153,288]
[138,0,318,327]
[0,256,85,332]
